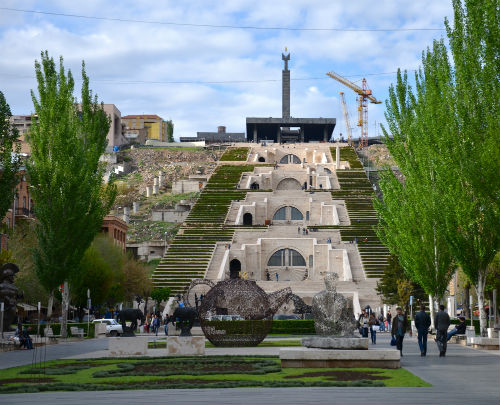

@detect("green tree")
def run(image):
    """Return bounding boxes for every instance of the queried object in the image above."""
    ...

[151,287,171,312]
[27,52,117,337]
[0,91,21,222]
[121,255,152,304]
[166,120,174,143]
[8,221,49,306]
[72,245,114,321]
[437,0,500,335]
[376,255,427,312]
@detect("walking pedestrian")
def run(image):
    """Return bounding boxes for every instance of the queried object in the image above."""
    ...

[298,227,301,234]
[378,313,385,332]
[415,304,431,356]
[358,310,369,338]
[275,272,279,282]
[386,310,392,332]
[164,315,170,336]
[154,315,160,336]
[435,304,451,357]
[391,307,408,356]
[369,313,378,344]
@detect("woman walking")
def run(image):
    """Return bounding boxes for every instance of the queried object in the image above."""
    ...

[369,313,378,344]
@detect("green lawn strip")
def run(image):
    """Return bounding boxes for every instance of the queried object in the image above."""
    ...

[0,356,430,392]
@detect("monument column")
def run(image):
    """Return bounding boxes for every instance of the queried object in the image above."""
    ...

[253,125,258,143]
[282,51,291,119]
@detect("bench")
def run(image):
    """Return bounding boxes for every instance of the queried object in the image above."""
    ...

[70,326,86,339]
[44,327,62,343]
[449,334,467,345]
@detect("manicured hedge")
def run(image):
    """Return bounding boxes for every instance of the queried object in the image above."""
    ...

[22,322,95,338]
[270,320,315,335]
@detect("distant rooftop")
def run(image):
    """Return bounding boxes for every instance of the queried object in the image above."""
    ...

[122,114,163,120]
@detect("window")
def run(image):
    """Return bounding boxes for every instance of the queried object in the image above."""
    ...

[273,206,303,221]
[290,207,303,220]
[309,255,313,267]
[280,154,301,164]
[268,249,285,266]
[267,249,306,267]
[306,211,310,221]
[273,207,287,220]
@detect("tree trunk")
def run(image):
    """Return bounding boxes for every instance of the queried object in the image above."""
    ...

[429,294,436,331]
[475,273,487,337]
[464,284,470,319]
[47,291,54,320]
[61,281,70,338]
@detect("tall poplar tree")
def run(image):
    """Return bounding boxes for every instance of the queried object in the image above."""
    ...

[375,40,456,325]
[0,91,21,221]
[438,0,500,335]
[27,52,116,336]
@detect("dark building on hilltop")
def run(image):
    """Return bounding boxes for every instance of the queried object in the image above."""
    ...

[246,51,336,143]
[180,126,246,144]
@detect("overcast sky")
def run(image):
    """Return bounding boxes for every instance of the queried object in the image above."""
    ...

[0,1,454,140]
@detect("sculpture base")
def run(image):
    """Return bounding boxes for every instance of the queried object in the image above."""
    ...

[121,326,136,337]
[108,336,147,356]
[167,336,205,356]
[280,347,400,369]
[302,336,368,350]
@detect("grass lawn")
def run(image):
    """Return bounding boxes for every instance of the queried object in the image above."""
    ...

[0,356,430,393]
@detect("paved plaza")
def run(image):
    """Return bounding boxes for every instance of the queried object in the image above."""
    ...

[0,333,498,405]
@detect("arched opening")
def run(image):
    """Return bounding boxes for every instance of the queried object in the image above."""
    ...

[280,154,301,164]
[276,178,302,190]
[229,259,241,279]
[272,206,303,221]
[243,212,253,226]
[258,156,266,162]
[250,182,260,190]
[267,249,306,267]
[290,207,303,220]
[324,168,332,174]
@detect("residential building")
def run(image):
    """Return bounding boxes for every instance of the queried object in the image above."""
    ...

[2,168,34,231]
[101,215,128,251]
[122,114,166,142]
[10,115,35,154]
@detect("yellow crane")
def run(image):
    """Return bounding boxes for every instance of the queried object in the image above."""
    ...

[339,92,353,146]
[326,71,381,148]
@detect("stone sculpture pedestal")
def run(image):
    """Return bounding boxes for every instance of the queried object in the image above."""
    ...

[167,336,205,356]
[108,336,148,356]
[280,347,400,369]
[302,336,369,350]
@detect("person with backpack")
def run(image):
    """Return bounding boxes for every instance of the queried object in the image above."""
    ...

[368,313,379,344]
[414,304,431,356]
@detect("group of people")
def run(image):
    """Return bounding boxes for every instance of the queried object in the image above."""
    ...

[10,324,33,349]
[383,304,467,357]
[143,313,176,336]
[357,308,392,345]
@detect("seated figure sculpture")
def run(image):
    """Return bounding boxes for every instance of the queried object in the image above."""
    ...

[311,272,357,337]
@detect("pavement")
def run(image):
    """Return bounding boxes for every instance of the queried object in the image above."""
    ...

[0,333,499,405]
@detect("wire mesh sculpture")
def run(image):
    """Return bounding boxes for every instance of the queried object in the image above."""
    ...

[311,272,358,336]
[198,278,292,347]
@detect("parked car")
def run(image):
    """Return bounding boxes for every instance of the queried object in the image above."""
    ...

[92,319,123,336]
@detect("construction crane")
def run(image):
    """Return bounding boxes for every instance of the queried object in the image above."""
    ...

[339,92,353,146]
[326,71,381,148]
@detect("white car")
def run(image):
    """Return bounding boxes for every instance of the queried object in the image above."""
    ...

[92,319,123,336]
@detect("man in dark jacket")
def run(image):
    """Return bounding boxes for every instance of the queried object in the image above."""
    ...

[391,307,408,356]
[447,316,466,341]
[415,304,431,356]
[435,304,451,357]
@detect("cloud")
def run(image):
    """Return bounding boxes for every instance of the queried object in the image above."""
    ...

[0,0,454,139]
